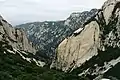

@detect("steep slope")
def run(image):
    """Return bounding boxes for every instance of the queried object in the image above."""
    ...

[51,0,120,79]
[16,9,97,58]
[0,15,46,66]
[51,21,100,72]
[0,15,36,54]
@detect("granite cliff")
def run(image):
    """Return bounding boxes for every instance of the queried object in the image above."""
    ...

[0,15,36,54]
[0,15,46,67]
[51,0,120,79]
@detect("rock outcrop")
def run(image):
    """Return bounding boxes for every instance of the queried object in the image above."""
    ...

[51,21,100,72]
[51,0,120,79]
[0,15,36,54]
[0,15,46,67]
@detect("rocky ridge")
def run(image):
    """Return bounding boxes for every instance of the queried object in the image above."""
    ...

[51,0,120,79]
[0,15,45,67]
[0,15,36,54]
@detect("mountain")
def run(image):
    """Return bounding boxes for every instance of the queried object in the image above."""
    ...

[51,0,120,79]
[0,14,46,68]
[0,15,36,54]
[0,36,84,80]
[16,9,97,59]
[0,15,91,80]
[1,0,120,80]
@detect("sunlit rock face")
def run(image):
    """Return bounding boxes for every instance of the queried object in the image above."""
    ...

[0,15,36,54]
[51,21,100,72]
[51,0,120,79]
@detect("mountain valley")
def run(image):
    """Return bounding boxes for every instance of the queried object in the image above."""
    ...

[1,0,120,80]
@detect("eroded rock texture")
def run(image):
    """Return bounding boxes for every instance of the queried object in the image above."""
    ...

[0,15,36,54]
[51,0,120,79]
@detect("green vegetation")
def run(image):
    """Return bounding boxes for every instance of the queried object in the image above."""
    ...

[0,41,89,80]
[72,46,120,80]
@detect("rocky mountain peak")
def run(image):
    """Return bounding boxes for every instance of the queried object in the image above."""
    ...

[50,0,120,79]
[101,0,120,24]
[0,15,36,54]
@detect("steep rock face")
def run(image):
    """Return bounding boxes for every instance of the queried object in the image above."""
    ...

[51,0,120,79]
[0,15,36,54]
[52,21,100,71]
[0,15,46,67]
[16,9,97,58]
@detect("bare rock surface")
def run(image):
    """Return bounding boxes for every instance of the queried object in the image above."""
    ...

[51,0,120,79]
[0,15,36,54]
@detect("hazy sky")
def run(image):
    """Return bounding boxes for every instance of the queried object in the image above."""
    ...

[0,0,106,25]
